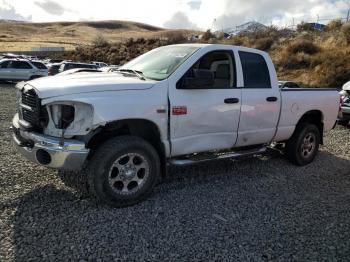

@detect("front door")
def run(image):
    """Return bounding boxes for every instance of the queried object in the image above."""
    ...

[169,50,242,156]
[0,60,11,80]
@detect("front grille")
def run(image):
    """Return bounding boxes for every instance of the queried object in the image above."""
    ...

[22,89,38,109]
[20,89,41,128]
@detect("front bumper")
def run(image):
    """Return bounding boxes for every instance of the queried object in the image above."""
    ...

[338,105,350,121]
[12,114,89,171]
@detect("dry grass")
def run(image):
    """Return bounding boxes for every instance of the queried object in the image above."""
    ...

[216,23,350,87]
[0,20,196,51]
[2,19,348,88]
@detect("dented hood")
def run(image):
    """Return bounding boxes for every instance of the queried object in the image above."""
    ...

[17,72,156,98]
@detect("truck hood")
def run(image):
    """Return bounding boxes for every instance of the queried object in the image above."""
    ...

[17,72,156,98]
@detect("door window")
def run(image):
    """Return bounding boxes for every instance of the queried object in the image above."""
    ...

[8,61,33,69]
[239,51,271,88]
[177,51,236,89]
[0,61,10,68]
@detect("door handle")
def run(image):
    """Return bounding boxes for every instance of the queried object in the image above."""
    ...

[266,96,278,102]
[224,98,239,104]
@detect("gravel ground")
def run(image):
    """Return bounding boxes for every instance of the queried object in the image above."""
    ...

[0,83,349,261]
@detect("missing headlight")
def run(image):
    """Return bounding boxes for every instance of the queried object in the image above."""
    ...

[50,104,75,129]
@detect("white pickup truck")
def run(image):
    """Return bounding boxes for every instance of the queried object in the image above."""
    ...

[12,44,339,207]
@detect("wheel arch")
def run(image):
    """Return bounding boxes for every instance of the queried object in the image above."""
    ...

[86,118,167,175]
[295,110,324,144]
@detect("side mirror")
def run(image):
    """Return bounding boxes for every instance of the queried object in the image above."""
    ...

[177,69,214,89]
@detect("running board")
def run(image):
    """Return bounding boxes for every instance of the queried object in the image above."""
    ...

[169,147,267,166]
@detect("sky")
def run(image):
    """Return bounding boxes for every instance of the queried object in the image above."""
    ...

[0,0,349,30]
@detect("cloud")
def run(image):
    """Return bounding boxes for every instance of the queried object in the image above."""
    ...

[34,0,66,16]
[0,1,32,21]
[213,0,350,30]
[164,11,199,29]
[187,0,202,10]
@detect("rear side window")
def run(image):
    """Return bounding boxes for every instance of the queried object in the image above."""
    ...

[239,51,271,88]
[32,61,47,69]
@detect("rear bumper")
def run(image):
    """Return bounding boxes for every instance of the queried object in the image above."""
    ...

[12,114,89,171]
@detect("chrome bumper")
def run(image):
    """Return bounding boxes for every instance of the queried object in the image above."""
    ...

[12,114,89,171]
[339,105,350,120]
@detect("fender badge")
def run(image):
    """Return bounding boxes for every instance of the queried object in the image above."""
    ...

[172,106,187,115]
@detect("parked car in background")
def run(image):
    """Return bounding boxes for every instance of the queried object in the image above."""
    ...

[44,59,64,65]
[30,61,48,74]
[278,81,301,88]
[48,63,63,76]
[59,62,98,73]
[92,61,108,68]
[100,65,119,72]
[56,68,102,76]
[0,59,48,81]
[338,81,350,126]
[0,53,23,59]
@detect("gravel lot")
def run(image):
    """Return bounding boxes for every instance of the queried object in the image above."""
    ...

[0,82,349,261]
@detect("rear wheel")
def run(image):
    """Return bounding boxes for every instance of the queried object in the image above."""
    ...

[285,123,320,166]
[87,136,160,207]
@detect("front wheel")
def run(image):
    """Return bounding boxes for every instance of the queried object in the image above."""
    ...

[87,136,160,207]
[285,123,320,166]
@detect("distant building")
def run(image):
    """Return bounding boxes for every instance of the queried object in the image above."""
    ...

[31,47,65,52]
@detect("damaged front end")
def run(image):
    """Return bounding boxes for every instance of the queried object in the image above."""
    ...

[12,83,92,170]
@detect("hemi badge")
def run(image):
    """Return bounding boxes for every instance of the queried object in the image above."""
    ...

[172,106,187,115]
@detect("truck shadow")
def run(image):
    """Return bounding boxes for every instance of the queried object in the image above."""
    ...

[7,151,350,261]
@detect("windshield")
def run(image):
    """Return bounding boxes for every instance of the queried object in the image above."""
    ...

[120,46,199,80]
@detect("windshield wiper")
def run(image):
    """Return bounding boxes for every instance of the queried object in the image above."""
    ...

[117,69,146,81]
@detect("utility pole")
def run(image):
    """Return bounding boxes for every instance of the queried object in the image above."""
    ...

[347,9,350,22]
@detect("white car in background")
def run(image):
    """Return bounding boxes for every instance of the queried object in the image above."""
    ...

[100,65,119,72]
[0,59,48,81]
[92,61,108,68]
[338,81,350,126]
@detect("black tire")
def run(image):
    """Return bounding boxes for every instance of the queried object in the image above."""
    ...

[285,123,320,166]
[87,136,160,207]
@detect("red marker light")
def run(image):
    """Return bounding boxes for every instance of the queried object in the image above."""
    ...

[172,106,187,115]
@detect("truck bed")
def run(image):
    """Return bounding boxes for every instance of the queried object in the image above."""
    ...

[274,88,339,142]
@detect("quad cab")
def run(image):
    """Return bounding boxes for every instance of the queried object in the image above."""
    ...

[12,44,340,206]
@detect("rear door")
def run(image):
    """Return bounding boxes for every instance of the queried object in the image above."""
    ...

[169,49,242,156]
[31,61,48,75]
[235,50,280,147]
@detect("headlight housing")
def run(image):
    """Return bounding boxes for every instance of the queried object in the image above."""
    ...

[44,102,94,138]
[50,104,75,129]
